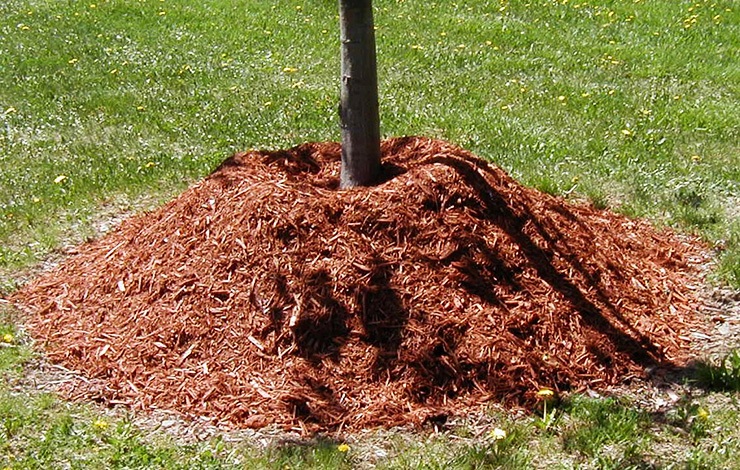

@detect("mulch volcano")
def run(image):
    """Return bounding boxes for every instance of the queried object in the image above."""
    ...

[9,137,709,432]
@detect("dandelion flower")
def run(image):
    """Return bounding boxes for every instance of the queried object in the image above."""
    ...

[536,388,555,399]
[489,427,507,440]
[93,419,109,430]
[337,443,350,452]
[696,407,710,420]
[1,333,14,344]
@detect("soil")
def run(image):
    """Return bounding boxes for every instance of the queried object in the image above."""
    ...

[7,137,714,433]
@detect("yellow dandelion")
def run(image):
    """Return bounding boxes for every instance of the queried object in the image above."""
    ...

[2,333,14,344]
[696,407,710,420]
[536,388,555,399]
[337,443,350,452]
[691,155,701,162]
[93,419,109,430]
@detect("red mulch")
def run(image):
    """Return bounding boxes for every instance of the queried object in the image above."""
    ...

[9,137,709,433]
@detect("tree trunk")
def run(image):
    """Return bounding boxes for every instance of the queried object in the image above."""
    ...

[338,0,381,188]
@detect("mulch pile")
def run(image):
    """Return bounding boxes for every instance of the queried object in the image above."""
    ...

[9,137,709,432]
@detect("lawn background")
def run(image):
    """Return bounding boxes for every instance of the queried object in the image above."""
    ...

[0,0,737,286]
[1,0,739,468]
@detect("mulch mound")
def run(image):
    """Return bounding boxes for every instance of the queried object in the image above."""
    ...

[9,137,709,432]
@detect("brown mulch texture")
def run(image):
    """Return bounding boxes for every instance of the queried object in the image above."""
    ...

[9,136,710,433]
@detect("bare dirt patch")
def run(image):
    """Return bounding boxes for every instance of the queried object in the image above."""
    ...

[7,137,712,433]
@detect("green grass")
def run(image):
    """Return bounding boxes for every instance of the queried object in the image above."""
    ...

[0,0,738,286]
[695,349,740,392]
[1,0,740,468]
[561,397,652,464]
[2,307,740,468]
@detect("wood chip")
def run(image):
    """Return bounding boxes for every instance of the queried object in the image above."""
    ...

[9,137,710,433]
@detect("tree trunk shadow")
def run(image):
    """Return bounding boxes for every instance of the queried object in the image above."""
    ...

[427,154,667,369]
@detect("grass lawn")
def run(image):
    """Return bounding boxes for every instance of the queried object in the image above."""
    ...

[1,0,739,468]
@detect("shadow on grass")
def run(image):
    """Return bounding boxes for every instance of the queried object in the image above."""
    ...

[690,349,740,392]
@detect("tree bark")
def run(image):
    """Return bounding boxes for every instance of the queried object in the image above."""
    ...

[338,0,381,188]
